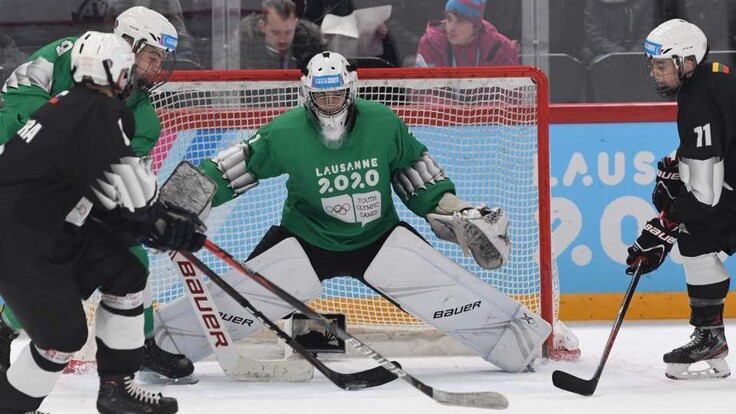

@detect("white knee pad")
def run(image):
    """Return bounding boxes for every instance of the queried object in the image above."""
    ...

[682,253,729,286]
[364,226,551,372]
[154,238,322,362]
[7,344,73,398]
[96,292,144,351]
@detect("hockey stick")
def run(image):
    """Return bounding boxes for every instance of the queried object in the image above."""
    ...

[200,239,509,409]
[552,261,644,396]
[178,250,401,390]
[168,250,314,382]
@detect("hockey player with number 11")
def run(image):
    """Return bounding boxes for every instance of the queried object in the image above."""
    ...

[627,19,736,380]
[153,51,552,373]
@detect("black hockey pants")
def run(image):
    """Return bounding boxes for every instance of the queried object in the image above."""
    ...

[0,219,147,376]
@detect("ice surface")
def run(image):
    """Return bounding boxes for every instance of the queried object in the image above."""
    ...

[15,320,736,413]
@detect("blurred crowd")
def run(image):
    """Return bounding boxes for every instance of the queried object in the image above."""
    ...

[2,0,736,102]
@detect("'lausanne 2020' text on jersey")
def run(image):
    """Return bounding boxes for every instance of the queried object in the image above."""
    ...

[201,98,456,251]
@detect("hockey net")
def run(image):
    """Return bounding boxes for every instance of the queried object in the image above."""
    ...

[72,66,579,371]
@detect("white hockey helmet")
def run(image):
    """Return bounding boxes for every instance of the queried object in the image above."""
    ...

[71,31,135,98]
[643,19,708,96]
[114,6,177,91]
[300,51,358,146]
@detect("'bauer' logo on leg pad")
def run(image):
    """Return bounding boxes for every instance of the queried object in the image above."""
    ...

[433,301,481,319]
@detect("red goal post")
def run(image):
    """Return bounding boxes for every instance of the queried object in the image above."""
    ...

[146,66,578,360]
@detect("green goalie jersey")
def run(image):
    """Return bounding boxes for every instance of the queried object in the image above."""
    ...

[0,37,161,156]
[201,98,456,251]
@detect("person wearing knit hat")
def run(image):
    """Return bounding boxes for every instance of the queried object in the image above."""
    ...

[415,0,519,67]
[445,0,486,27]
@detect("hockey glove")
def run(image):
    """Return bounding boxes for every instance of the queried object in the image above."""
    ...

[625,217,679,275]
[652,156,683,213]
[143,202,207,252]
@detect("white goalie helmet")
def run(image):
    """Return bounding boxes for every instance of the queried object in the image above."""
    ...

[70,31,135,98]
[114,6,178,91]
[643,19,708,96]
[300,51,358,146]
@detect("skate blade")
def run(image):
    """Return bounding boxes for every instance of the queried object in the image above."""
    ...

[665,359,731,380]
[138,369,199,385]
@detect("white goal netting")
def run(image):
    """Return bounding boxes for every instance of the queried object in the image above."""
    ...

[143,67,575,357]
[73,67,578,367]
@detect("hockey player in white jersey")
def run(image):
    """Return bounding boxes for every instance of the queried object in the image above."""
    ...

[154,51,551,374]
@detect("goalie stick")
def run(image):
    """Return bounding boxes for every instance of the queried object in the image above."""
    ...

[197,239,510,409]
[552,261,644,396]
[177,250,401,390]
[168,249,314,382]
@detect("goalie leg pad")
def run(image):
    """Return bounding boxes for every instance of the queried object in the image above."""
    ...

[154,238,322,362]
[364,226,550,372]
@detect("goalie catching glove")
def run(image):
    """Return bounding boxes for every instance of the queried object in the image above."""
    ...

[625,216,679,275]
[426,193,510,270]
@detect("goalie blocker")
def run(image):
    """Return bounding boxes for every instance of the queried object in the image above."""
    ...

[155,224,549,373]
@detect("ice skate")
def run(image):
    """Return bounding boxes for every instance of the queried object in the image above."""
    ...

[97,374,178,414]
[139,338,198,385]
[663,326,730,380]
[0,317,19,371]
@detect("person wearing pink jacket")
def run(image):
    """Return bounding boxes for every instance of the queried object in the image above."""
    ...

[415,0,519,68]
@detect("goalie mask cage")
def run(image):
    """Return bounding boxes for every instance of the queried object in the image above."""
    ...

[72,66,578,369]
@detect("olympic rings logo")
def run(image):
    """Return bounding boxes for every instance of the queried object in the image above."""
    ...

[325,203,352,215]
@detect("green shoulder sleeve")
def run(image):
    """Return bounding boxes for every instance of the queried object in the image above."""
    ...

[244,122,285,180]
[390,115,456,217]
[200,123,284,208]
[200,158,236,208]
[127,92,162,156]
[0,37,76,144]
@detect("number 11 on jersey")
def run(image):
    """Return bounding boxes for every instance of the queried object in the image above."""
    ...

[694,123,712,147]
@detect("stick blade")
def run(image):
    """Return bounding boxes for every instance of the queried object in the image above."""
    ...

[335,361,402,390]
[552,370,598,396]
[433,389,509,409]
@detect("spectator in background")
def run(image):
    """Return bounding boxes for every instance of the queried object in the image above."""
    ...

[239,0,325,69]
[415,0,519,68]
[300,0,352,24]
[580,0,658,65]
[0,35,27,88]
[550,0,586,60]
[0,0,197,67]
[298,0,399,67]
